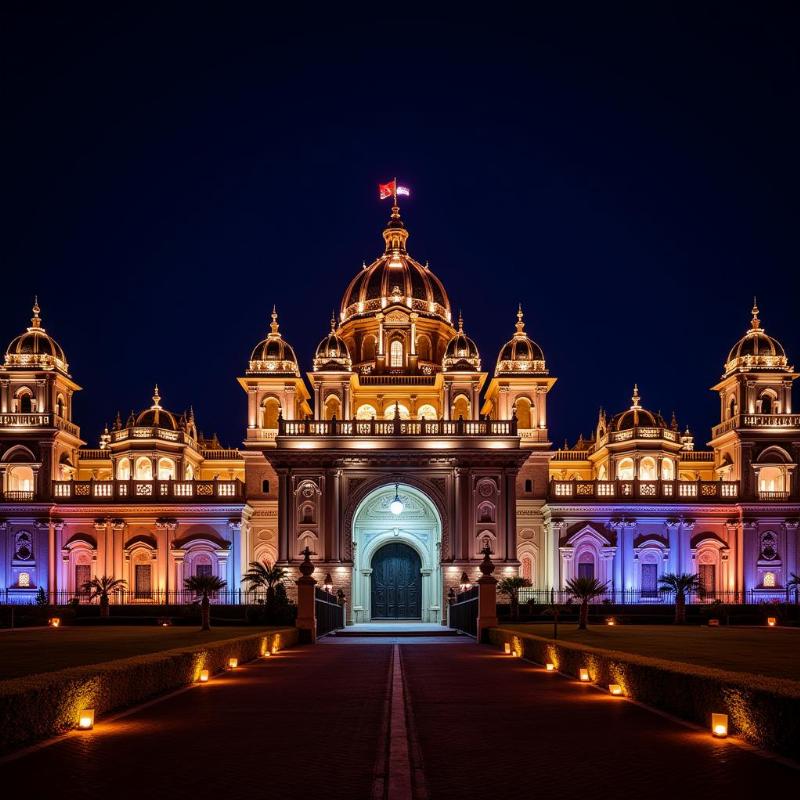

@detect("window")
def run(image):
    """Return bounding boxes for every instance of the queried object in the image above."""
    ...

[452,395,470,421]
[699,563,715,596]
[18,572,31,588]
[514,398,532,429]
[578,561,595,580]
[661,459,675,480]
[759,467,784,493]
[196,563,212,578]
[356,404,377,420]
[117,458,131,480]
[639,458,657,481]
[262,479,270,494]
[728,397,737,419]
[19,394,33,413]
[524,479,532,493]
[56,395,66,417]
[417,403,437,420]
[324,396,341,420]
[8,466,34,493]
[390,339,403,367]
[416,335,431,362]
[617,458,634,480]
[262,398,281,429]
[134,564,152,599]
[763,571,776,588]
[135,457,153,480]
[157,458,176,480]
[75,564,91,595]
[641,563,658,597]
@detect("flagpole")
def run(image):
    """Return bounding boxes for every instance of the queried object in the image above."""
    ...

[393,176,397,207]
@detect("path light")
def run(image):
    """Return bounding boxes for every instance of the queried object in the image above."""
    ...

[609,684,623,696]
[606,617,616,626]
[199,669,209,682]
[708,619,720,627]
[49,617,61,628]
[503,642,511,654]
[579,668,590,681]
[228,657,238,670]
[78,709,95,730]
[711,713,728,738]
[767,617,777,627]
[545,663,555,672]
[389,484,404,515]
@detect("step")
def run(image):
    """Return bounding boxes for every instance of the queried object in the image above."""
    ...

[334,627,459,637]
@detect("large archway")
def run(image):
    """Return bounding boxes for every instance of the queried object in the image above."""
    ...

[351,483,443,624]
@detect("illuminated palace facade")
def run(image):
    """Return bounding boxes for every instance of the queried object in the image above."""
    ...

[1,206,799,617]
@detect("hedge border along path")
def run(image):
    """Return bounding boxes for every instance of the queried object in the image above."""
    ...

[488,628,800,763]
[0,627,298,753]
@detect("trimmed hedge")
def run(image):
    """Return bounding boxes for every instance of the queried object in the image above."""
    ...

[489,628,800,762]
[0,627,297,753]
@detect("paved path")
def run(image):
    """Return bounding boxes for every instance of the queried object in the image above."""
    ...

[3,640,796,799]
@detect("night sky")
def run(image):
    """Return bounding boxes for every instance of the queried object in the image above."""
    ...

[2,5,798,449]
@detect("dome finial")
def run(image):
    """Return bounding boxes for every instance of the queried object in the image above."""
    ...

[330,311,337,332]
[152,384,161,409]
[631,384,641,409]
[31,296,42,329]
[751,296,762,331]
[270,306,280,336]
[457,309,464,332]
[514,304,525,336]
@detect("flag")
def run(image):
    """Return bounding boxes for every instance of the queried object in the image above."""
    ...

[396,185,410,196]
[379,180,396,199]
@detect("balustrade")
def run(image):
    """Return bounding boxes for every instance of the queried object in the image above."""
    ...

[278,417,517,437]
[549,478,740,501]
[50,478,243,502]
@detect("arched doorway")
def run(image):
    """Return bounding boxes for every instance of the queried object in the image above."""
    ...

[350,483,442,623]
[371,542,422,619]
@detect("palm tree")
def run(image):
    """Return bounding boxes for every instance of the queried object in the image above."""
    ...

[658,572,701,624]
[565,576,608,630]
[81,575,127,618]
[241,560,286,604]
[498,576,532,621]
[184,574,227,630]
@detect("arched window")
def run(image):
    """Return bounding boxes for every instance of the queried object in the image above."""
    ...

[763,571,776,588]
[8,465,34,493]
[416,335,431,362]
[452,395,470,421]
[514,397,532,429]
[697,548,718,597]
[135,457,153,480]
[356,404,377,420]
[758,390,778,414]
[117,458,131,480]
[617,458,634,480]
[261,397,281,429]
[18,392,33,413]
[56,394,66,418]
[417,403,437,420]
[661,459,675,480]
[390,339,403,368]
[157,458,175,480]
[758,466,785,493]
[324,395,342,421]
[640,457,657,481]
[577,551,595,580]
[728,397,737,419]
[362,335,376,362]
[384,402,410,420]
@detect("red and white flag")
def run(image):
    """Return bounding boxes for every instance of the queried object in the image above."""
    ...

[379,180,396,199]
[396,185,410,196]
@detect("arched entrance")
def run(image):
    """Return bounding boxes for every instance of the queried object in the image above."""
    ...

[350,483,443,623]
[371,542,422,619]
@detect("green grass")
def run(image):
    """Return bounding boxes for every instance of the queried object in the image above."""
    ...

[501,623,800,681]
[0,626,278,681]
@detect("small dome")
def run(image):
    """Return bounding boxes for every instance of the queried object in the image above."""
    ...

[340,206,451,324]
[609,385,667,431]
[4,299,70,374]
[248,308,300,376]
[443,313,481,372]
[724,301,790,376]
[313,316,352,372]
[495,306,547,376]
[134,386,179,430]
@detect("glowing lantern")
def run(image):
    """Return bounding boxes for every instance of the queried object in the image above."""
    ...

[49,617,61,628]
[609,684,623,696]
[708,619,720,627]
[767,617,777,627]
[389,484,404,515]
[579,668,590,681]
[227,657,238,670]
[545,663,555,672]
[503,642,511,654]
[606,618,616,626]
[78,709,95,730]
[199,669,209,682]
[711,713,728,738]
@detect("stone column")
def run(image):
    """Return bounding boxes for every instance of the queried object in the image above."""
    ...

[476,546,498,643]
[296,546,317,644]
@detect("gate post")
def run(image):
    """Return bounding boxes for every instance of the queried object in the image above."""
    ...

[296,546,317,644]
[477,545,498,643]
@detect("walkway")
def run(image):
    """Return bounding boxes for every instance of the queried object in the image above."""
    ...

[2,639,795,799]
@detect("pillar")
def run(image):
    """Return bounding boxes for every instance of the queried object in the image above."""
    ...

[476,546,498,643]
[296,546,317,644]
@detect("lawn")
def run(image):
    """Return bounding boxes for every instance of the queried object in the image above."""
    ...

[0,626,278,681]
[500,623,800,682]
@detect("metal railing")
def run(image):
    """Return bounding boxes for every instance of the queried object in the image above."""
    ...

[3,589,266,606]
[449,586,478,635]
[279,417,517,437]
[51,478,244,502]
[549,478,740,501]
[315,587,344,636]
[517,588,799,606]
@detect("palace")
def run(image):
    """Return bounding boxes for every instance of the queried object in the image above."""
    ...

[1,205,798,617]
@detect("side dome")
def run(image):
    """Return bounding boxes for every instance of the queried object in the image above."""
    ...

[495,306,547,375]
[4,299,70,374]
[134,386,179,430]
[248,308,300,376]
[313,316,352,372]
[339,206,451,324]
[724,301,790,377]
[609,385,667,431]
[443,313,481,372]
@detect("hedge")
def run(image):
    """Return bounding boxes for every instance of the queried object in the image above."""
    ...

[0,627,297,753]
[488,628,800,762]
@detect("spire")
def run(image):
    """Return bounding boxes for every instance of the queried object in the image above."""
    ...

[514,303,525,336]
[30,296,42,329]
[457,310,464,332]
[750,296,762,331]
[382,204,409,253]
[670,410,679,431]
[631,384,641,409]
[330,311,337,332]
[270,305,280,337]
[152,385,161,409]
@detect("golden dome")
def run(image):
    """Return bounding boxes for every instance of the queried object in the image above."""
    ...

[443,313,481,372]
[4,299,69,374]
[495,306,547,376]
[313,316,352,372]
[339,206,451,324]
[248,307,300,376]
[609,385,667,431]
[724,301,790,377]
[134,386,180,431]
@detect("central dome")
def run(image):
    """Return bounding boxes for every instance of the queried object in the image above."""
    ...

[340,206,452,324]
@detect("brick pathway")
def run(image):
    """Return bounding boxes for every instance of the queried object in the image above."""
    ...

[3,640,796,799]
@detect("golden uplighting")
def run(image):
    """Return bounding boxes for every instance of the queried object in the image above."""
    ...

[711,713,728,738]
[228,658,238,670]
[545,663,555,671]
[579,668,590,682]
[767,617,777,627]
[503,642,511,654]
[609,684,623,696]
[49,617,61,628]
[605,618,616,626]
[78,709,95,730]
[199,669,209,682]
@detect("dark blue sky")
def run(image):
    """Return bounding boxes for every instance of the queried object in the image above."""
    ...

[2,5,798,448]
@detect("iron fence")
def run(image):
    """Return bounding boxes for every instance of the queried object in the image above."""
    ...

[0,589,275,606]
[449,585,478,636]
[516,588,799,606]
[315,587,344,636]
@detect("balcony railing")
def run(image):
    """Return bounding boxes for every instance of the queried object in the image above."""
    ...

[52,479,244,503]
[596,426,680,448]
[679,450,714,461]
[549,478,740,501]
[110,427,197,448]
[0,412,79,437]
[278,417,518,437]
[2,491,35,502]
[713,413,800,438]
[759,491,790,501]
[201,448,243,459]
